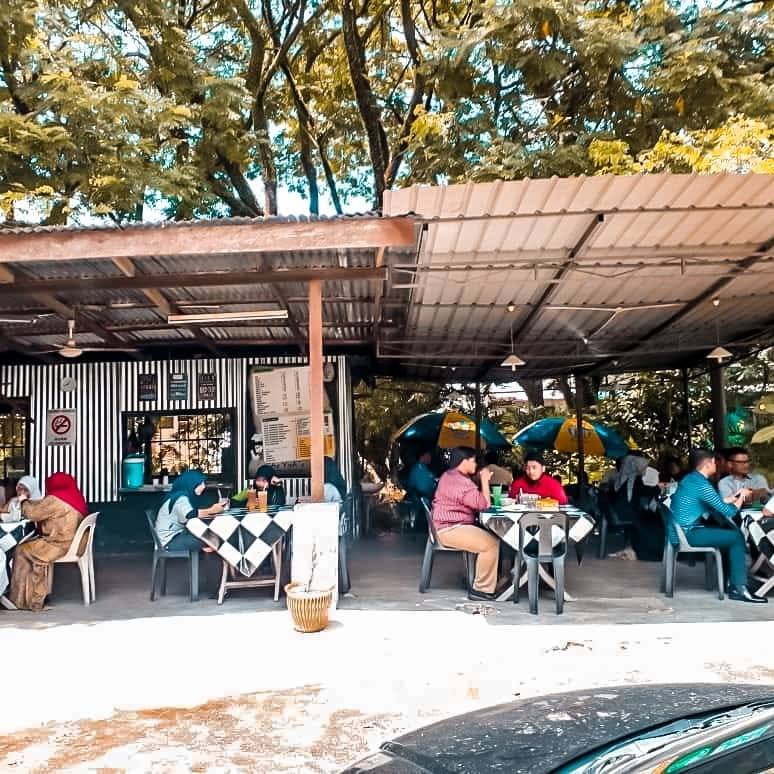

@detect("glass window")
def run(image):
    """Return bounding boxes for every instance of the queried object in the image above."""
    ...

[0,400,30,481]
[123,409,235,483]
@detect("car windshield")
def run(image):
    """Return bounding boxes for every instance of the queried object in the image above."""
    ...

[557,700,774,774]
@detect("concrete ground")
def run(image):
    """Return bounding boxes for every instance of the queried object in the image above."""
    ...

[1,531,773,772]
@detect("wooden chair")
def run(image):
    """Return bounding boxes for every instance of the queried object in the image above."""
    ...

[417,497,475,593]
[515,513,567,615]
[49,512,99,605]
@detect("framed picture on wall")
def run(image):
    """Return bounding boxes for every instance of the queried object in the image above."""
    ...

[138,373,157,402]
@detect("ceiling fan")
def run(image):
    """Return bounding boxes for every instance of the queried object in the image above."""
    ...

[0,313,55,325]
[37,319,139,359]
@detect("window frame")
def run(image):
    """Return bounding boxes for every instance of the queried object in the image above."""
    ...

[121,407,236,485]
[0,398,31,482]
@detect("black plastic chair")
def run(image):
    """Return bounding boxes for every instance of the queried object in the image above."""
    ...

[145,509,200,602]
[515,513,568,615]
[596,488,636,559]
[417,497,475,593]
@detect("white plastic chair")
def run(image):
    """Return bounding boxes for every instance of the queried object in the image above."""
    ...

[49,512,99,605]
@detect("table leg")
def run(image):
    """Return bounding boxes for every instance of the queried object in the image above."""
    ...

[506,565,576,603]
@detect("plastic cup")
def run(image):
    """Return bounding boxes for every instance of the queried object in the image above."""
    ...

[491,485,503,507]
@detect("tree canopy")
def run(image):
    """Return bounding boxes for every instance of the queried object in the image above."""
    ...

[1,0,772,222]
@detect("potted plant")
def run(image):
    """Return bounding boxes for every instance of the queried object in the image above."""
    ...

[285,544,334,633]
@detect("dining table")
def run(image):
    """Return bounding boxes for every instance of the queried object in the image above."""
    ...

[479,504,595,603]
[0,518,36,609]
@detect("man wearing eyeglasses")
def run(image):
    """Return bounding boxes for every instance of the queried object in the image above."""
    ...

[718,447,771,504]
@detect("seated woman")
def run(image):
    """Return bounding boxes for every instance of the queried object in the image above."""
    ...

[155,470,225,551]
[253,464,287,507]
[8,473,88,611]
[1,475,42,522]
[324,457,346,505]
[611,453,663,561]
[432,446,502,602]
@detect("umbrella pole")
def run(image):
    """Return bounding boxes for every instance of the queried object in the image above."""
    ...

[574,373,585,483]
[474,381,482,453]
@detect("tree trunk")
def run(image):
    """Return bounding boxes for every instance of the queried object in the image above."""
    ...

[253,104,278,215]
[518,378,545,407]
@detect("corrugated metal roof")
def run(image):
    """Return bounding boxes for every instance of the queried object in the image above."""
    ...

[0,212,381,237]
[383,172,774,379]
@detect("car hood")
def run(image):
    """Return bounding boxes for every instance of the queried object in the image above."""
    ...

[359,683,774,773]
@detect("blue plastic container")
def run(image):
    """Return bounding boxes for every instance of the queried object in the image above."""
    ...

[122,454,146,489]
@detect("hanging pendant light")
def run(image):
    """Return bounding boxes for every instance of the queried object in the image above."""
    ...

[501,322,526,370]
[706,298,731,361]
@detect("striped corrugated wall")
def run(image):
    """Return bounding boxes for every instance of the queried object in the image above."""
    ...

[0,354,348,504]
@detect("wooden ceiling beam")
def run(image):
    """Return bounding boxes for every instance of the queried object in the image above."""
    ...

[110,257,221,356]
[0,266,386,295]
[0,217,417,263]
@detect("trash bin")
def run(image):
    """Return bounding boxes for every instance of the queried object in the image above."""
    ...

[122,454,146,489]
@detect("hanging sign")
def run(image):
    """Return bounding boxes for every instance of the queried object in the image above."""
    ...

[46,409,76,446]
[197,372,217,401]
[169,371,189,401]
[138,373,158,402]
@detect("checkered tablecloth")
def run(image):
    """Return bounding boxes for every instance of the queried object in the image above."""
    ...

[1,519,35,597]
[741,509,774,563]
[187,507,293,577]
[480,505,595,562]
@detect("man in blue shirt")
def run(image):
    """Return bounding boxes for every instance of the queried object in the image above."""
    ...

[406,449,437,502]
[670,449,766,604]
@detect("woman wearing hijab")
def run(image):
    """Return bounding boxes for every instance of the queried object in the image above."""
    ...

[610,453,663,561]
[253,464,286,507]
[1,475,43,522]
[155,470,225,551]
[7,473,88,610]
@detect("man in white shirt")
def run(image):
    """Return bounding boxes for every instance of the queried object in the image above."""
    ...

[718,447,771,504]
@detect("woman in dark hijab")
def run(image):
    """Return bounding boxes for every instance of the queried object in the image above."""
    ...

[253,464,287,507]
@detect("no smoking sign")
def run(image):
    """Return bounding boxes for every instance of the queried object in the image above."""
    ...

[46,409,76,446]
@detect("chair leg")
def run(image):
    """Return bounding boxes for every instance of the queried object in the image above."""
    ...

[217,560,228,605]
[89,553,96,603]
[273,543,282,602]
[189,551,200,602]
[418,538,434,593]
[597,518,608,559]
[78,557,90,606]
[150,555,159,601]
[553,556,565,615]
[715,550,724,600]
[667,553,678,598]
[338,534,351,595]
[660,542,671,594]
[513,555,522,604]
[465,552,476,591]
[527,558,539,615]
[47,565,54,596]
[160,558,168,596]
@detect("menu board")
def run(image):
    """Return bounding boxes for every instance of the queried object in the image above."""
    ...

[248,366,335,473]
[169,371,188,401]
[197,372,217,401]
[252,367,309,417]
[138,373,157,402]
[261,413,335,464]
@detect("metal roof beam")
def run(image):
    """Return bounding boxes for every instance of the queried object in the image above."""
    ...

[110,257,222,357]
[0,266,386,295]
[0,217,417,263]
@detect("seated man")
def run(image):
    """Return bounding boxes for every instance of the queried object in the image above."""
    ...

[508,451,568,504]
[718,447,771,504]
[670,449,765,604]
[406,449,438,502]
[481,450,513,488]
[432,446,504,602]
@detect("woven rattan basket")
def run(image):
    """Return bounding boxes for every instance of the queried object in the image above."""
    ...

[285,583,333,633]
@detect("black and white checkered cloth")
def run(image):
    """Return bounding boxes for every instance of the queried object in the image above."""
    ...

[187,507,293,577]
[0,519,35,553]
[480,505,595,562]
[741,510,774,563]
